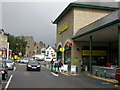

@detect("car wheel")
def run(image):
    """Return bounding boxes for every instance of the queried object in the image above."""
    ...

[118,80,120,83]
[38,68,41,71]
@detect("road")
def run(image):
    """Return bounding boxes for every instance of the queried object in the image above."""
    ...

[2,62,120,89]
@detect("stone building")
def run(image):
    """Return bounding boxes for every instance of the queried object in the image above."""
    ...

[23,36,46,57]
[24,36,35,57]
[34,41,46,55]
[0,29,10,58]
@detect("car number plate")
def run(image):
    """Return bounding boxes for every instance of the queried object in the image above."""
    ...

[32,67,36,69]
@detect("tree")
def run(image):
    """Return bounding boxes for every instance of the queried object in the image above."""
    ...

[8,35,27,57]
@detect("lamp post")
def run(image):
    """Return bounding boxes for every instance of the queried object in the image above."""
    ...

[6,42,9,60]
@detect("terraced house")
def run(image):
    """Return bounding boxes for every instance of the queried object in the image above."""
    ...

[53,1,120,76]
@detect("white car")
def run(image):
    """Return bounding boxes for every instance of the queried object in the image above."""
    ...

[6,60,15,70]
[21,58,29,63]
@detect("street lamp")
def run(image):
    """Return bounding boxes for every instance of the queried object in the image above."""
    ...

[6,42,9,60]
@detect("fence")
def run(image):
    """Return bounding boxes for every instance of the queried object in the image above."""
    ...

[93,66,116,79]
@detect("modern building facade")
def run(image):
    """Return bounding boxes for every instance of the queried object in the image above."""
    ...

[53,1,120,74]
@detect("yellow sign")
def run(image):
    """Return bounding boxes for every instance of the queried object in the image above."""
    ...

[59,48,65,52]
[14,55,17,59]
[82,50,106,56]
[0,57,2,60]
[0,51,2,55]
[58,24,68,34]
[74,57,79,63]
[74,58,79,63]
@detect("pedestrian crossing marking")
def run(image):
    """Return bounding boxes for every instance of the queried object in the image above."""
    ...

[24,72,30,76]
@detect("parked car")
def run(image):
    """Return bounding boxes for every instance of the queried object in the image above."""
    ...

[26,60,41,71]
[21,58,29,63]
[0,60,8,80]
[15,59,22,63]
[32,57,40,61]
[115,67,120,83]
[6,59,15,70]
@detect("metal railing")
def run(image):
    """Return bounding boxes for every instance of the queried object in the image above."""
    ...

[93,66,116,79]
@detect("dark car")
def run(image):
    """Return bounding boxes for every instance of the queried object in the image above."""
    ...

[115,67,120,83]
[0,60,8,80]
[26,60,41,71]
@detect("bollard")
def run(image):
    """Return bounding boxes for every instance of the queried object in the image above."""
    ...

[44,64,46,67]
[80,67,82,74]
[49,63,50,68]
[95,69,98,76]
[104,70,106,79]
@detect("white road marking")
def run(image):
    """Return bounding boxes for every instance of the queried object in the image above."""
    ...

[51,72,59,77]
[4,75,13,90]
[24,72,30,76]
[14,67,16,71]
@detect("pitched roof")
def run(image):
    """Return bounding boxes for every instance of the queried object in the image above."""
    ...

[53,2,119,24]
[74,1,119,8]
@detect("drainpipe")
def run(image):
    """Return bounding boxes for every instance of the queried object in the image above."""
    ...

[118,26,120,67]
[90,36,93,74]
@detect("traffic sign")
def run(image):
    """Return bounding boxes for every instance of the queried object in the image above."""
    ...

[59,48,65,52]
[19,52,22,56]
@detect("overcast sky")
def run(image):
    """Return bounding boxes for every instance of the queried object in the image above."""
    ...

[2,1,76,47]
[1,0,119,47]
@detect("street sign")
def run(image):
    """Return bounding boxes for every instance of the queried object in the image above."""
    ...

[59,48,65,52]
[0,57,2,60]
[71,65,76,73]
[0,51,2,55]
[19,52,22,56]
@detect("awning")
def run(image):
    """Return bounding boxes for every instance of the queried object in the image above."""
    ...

[72,10,120,42]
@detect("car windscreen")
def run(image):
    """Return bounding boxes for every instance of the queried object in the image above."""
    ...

[6,60,13,63]
[28,60,39,64]
[0,61,5,67]
[0,62,2,68]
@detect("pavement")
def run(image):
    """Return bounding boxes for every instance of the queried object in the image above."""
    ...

[41,65,118,84]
